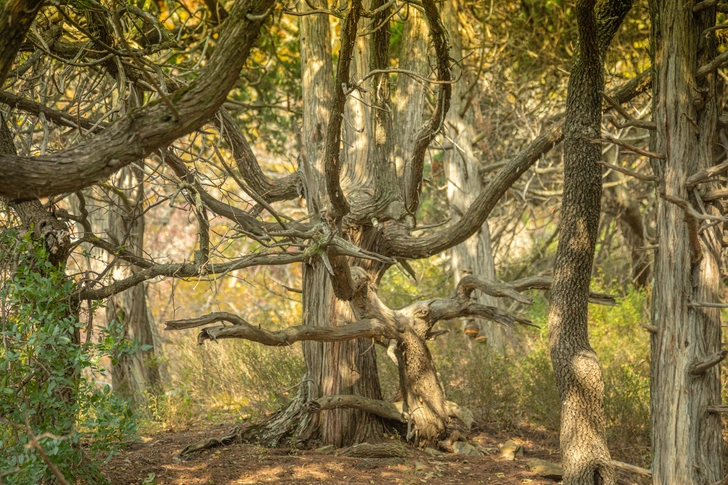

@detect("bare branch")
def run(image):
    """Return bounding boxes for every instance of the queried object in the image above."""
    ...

[323,0,362,218]
[0,0,276,199]
[611,460,651,477]
[0,0,45,86]
[165,311,394,345]
[309,395,405,422]
[686,158,728,188]
[218,109,302,203]
[403,0,452,214]
[76,251,304,301]
[689,350,728,375]
[601,93,656,130]
[593,136,665,159]
[456,275,533,304]
[0,92,108,133]
[597,160,659,182]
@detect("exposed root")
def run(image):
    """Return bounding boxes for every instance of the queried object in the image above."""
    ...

[337,442,408,458]
[177,426,241,459]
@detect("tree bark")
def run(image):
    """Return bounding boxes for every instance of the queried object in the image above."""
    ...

[0,0,44,86]
[649,2,723,483]
[547,0,630,483]
[105,164,162,406]
[0,0,275,200]
[442,0,507,351]
[296,0,384,447]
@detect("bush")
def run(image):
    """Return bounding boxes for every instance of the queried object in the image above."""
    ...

[0,231,136,484]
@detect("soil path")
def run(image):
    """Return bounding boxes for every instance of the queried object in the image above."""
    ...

[100,423,648,485]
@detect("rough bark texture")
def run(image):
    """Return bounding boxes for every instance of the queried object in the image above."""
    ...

[105,165,162,405]
[391,6,427,176]
[299,0,384,447]
[0,0,44,86]
[442,0,507,351]
[649,2,723,483]
[547,0,630,483]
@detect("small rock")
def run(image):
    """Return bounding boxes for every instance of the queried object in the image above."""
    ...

[498,440,523,460]
[314,445,335,455]
[452,441,485,457]
[414,461,428,473]
[424,447,442,457]
[526,458,563,480]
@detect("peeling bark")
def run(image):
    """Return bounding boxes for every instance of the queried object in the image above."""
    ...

[649,1,724,483]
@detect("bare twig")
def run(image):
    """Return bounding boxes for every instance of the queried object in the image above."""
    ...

[592,136,666,159]
[597,160,659,182]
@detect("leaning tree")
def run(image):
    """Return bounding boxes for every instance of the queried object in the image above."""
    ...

[0,0,658,454]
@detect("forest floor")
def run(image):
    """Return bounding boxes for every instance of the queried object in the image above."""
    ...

[100,422,650,485]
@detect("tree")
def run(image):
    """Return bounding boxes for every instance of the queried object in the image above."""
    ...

[547,0,632,483]
[0,0,657,459]
[649,1,724,483]
[442,0,506,351]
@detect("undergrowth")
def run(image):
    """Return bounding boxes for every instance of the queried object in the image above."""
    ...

[0,231,136,484]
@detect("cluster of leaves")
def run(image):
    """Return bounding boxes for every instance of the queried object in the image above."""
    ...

[0,231,136,484]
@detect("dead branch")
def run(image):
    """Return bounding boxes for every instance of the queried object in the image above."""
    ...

[165,311,395,346]
[686,158,728,188]
[309,395,405,422]
[662,193,704,263]
[698,50,728,78]
[703,188,728,201]
[690,350,728,375]
[506,275,617,305]
[593,136,666,159]
[597,160,659,183]
[218,109,301,203]
[601,93,656,130]
[0,92,108,133]
[456,275,533,304]
[611,460,651,477]
[77,251,305,301]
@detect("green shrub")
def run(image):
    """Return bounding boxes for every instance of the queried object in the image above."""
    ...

[0,231,136,484]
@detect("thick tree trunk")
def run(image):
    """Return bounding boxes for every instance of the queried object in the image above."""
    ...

[649,2,723,483]
[298,0,384,447]
[105,164,161,405]
[442,0,506,351]
[547,1,626,483]
[396,326,448,447]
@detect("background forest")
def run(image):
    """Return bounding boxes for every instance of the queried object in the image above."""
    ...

[0,0,724,484]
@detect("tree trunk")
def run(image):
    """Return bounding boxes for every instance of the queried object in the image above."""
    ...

[442,0,506,351]
[649,2,723,483]
[547,1,627,483]
[289,0,385,447]
[396,325,448,447]
[605,148,651,288]
[105,164,162,405]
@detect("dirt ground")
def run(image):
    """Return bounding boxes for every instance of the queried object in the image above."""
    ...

[100,423,649,485]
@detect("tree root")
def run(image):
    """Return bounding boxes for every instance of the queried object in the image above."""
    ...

[176,426,242,459]
[337,442,408,458]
